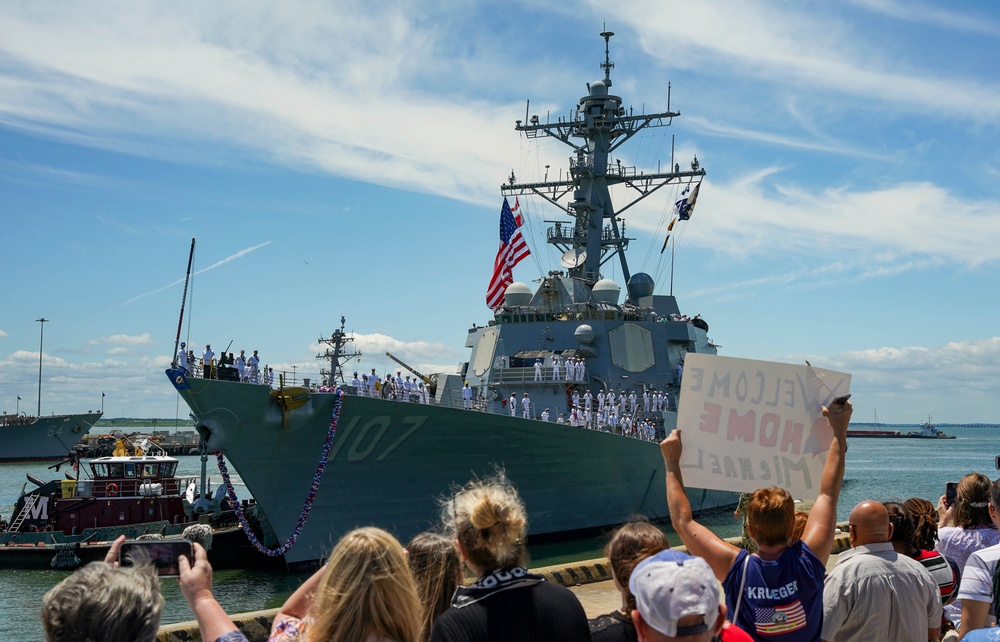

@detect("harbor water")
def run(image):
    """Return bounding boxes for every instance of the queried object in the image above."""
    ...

[2,425,999,641]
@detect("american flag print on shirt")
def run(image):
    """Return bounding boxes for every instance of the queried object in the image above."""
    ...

[753,600,807,636]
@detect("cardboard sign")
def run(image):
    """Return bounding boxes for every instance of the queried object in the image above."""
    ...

[676,353,851,498]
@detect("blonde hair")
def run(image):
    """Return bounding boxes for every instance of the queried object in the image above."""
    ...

[41,559,163,642]
[407,532,462,642]
[307,527,422,642]
[443,473,528,572]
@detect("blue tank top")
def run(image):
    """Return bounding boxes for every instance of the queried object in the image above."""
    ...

[722,541,825,641]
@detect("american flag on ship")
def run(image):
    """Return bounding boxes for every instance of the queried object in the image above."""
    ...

[754,600,806,636]
[485,197,530,310]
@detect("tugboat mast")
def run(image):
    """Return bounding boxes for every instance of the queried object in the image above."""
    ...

[316,316,361,386]
[501,31,705,288]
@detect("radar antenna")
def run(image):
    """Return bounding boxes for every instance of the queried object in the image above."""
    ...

[600,28,615,85]
[316,316,361,386]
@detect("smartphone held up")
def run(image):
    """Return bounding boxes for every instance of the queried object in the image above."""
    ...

[118,539,193,577]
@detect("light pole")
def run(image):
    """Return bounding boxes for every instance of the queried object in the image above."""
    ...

[36,317,48,416]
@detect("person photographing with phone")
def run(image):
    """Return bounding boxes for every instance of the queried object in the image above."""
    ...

[934,472,999,629]
[40,535,165,642]
[177,541,249,642]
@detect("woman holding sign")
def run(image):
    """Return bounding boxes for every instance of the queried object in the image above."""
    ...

[661,398,852,642]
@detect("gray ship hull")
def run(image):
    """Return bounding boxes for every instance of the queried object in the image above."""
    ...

[0,412,101,462]
[170,370,733,565]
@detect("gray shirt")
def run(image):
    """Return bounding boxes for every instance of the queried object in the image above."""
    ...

[822,541,942,642]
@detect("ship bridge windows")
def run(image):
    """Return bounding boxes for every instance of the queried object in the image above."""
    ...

[124,463,137,478]
[160,462,176,477]
[107,463,124,479]
[143,463,159,477]
[91,463,107,478]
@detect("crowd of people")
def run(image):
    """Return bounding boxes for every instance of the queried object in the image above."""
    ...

[38,397,1000,642]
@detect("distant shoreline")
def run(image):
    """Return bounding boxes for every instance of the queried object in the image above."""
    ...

[95,418,196,429]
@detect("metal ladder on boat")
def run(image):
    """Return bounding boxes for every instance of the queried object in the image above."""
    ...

[8,494,37,533]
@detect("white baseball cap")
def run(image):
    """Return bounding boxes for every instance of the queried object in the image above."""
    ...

[628,550,719,637]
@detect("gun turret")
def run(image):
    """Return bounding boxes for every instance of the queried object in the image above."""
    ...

[385,352,437,395]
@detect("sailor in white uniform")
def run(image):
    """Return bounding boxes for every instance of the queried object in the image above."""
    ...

[534,359,543,381]
[541,408,550,422]
[521,393,531,418]
[462,382,473,409]
[203,345,215,379]
[369,368,378,396]
[235,350,246,382]
[566,358,575,382]
[643,390,650,413]
[509,393,517,416]
[247,350,260,384]
[629,392,637,414]
[577,358,586,381]
[176,342,188,374]
[552,356,561,381]
[598,390,605,411]
[583,390,593,412]
[352,372,361,394]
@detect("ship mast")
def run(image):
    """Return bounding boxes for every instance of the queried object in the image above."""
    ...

[315,316,361,386]
[501,31,705,288]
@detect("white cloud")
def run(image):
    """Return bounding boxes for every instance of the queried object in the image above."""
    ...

[622,2,1000,122]
[848,0,1000,36]
[90,332,153,346]
[621,174,1000,276]
[0,329,7,338]
[792,337,1000,406]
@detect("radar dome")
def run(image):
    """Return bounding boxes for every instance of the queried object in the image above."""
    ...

[627,273,655,299]
[504,282,533,307]
[574,324,595,345]
[588,80,609,97]
[591,279,621,305]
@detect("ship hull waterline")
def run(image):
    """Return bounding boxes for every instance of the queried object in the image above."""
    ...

[169,369,735,566]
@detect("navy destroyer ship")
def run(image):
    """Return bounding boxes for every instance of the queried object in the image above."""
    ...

[0,412,102,462]
[167,32,735,566]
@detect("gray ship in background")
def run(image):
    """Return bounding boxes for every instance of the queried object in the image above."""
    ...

[0,412,102,462]
[167,32,736,567]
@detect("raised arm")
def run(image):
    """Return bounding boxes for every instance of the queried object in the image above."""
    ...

[800,401,852,566]
[662,429,740,580]
[178,543,241,642]
[273,562,328,624]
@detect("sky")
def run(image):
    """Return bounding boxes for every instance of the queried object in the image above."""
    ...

[2,0,999,423]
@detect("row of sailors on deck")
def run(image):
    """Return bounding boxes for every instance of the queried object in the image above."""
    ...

[532,356,587,382]
[352,370,431,403]
[499,391,659,440]
[175,343,267,384]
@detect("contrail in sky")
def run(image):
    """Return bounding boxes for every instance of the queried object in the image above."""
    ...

[118,241,273,307]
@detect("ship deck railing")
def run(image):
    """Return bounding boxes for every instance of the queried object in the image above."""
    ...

[57,475,200,499]
[492,366,590,386]
[181,366,661,444]
[335,383,661,443]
